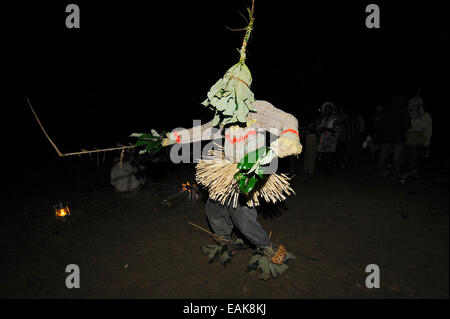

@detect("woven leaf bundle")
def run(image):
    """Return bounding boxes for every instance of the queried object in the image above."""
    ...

[201,62,255,126]
[201,2,256,126]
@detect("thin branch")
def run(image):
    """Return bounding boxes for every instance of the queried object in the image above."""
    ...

[237,9,249,23]
[225,0,255,33]
[26,97,136,157]
[62,145,135,157]
[187,221,232,242]
[26,96,64,157]
[225,25,248,32]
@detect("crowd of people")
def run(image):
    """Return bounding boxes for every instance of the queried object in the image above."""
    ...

[303,95,433,182]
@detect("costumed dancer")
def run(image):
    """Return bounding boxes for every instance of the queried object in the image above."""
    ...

[161,1,303,280]
[317,102,340,176]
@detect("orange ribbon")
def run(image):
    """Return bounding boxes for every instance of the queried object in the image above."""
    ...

[225,130,257,144]
[281,129,299,137]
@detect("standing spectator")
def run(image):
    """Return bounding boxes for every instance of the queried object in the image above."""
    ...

[303,121,319,174]
[359,105,384,170]
[317,102,341,176]
[336,106,348,169]
[402,96,432,179]
[371,105,384,145]
[374,95,411,179]
[338,107,366,170]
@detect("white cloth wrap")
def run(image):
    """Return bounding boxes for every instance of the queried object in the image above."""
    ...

[169,100,302,162]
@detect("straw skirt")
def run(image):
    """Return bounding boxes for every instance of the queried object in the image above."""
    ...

[195,150,295,208]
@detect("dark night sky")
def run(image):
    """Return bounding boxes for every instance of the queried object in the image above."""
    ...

[2,0,448,170]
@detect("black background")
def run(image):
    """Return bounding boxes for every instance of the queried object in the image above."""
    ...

[1,0,448,173]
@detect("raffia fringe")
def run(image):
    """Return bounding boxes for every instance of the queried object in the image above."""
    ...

[195,150,295,208]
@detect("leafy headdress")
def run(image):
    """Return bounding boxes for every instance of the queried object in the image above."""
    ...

[131,1,257,154]
[201,1,256,126]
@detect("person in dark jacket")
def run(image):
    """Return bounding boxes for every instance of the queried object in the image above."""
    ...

[373,95,411,178]
[337,108,366,170]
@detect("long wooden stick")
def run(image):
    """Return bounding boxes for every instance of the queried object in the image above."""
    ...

[62,145,134,157]
[187,221,232,242]
[26,96,64,156]
[26,97,135,157]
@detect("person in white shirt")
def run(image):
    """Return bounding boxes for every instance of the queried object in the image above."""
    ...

[403,96,432,179]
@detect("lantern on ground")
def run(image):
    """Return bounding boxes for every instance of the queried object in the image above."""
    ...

[54,201,70,221]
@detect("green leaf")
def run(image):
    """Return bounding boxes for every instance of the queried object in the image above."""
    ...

[129,133,145,138]
[238,176,247,192]
[211,96,219,106]
[244,175,258,194]
[257,171,264,179]
[237,147,268,170]
[236,104,248,123]
[135,140,150,147]
[257,257,271,280]
[216,98,228,111]
[269,263,277,278]
[201,244,221,263]
[234,172,243,180]
[234,147,270,193]
[247,254,261,272]
[221,90,231,98]
[201,98,210,106]
[135,133,153,140]
[207,79,224,100]
[223,96,236,116]
[220,251,231,265]
[237,161,253,171]
[275,263,289,275]
[211,112,221,127]
[133,130,165,155]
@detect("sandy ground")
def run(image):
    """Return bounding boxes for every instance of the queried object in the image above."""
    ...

[0,160,448,299]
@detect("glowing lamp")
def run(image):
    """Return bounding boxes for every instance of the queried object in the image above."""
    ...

[54,202,70,221]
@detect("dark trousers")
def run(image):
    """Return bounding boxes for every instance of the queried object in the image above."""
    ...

[205,198,271,247]
[406,145,422,173]
[375,142,405,176]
